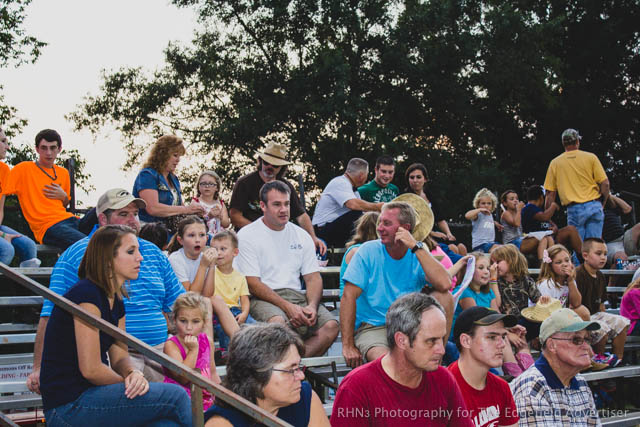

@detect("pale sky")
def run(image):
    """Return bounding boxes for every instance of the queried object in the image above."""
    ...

[0,0,197,206]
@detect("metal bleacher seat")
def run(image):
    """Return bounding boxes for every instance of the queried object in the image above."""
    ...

[35,244,61,255]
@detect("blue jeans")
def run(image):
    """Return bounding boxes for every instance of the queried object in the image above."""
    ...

[507,237,523,249]
[42,216,86,251]
[214,306,256,350]
[472,241,501,253]
[567,200,604,240]
[0,225,37,265]
[438,243,462,263]
[44,382,192,427]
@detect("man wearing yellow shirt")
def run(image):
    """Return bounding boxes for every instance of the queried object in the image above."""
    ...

[543,129,609,240]
[2,129,86,250]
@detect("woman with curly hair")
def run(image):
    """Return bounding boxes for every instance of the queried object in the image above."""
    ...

[132,135,204,232]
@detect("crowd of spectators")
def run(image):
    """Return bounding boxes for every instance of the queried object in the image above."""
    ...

[1,125,639,425]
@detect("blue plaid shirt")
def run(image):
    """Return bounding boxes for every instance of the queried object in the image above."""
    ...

[510,355,601,426]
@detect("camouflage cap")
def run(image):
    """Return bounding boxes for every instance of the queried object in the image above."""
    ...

[561,128,582,145]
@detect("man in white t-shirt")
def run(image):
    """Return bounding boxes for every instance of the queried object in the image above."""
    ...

[234,181,339,356]
[312,158,384,247]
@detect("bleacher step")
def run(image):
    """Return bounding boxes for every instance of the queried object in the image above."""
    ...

[601,411,640,427]
[0,393,42,411]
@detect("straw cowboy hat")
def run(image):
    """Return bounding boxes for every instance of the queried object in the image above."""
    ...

[257,142,291,166]
[521,298,563,323]
[391,193,434,243]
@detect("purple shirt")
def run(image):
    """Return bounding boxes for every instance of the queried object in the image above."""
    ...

[621,289,640,334]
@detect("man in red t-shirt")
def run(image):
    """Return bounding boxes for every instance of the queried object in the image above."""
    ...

[331,293,472,426]
[448,306,519,427]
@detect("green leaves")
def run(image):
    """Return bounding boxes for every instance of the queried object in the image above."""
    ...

[68,0,640,220]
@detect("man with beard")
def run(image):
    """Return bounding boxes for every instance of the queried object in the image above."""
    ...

[229,142,326,255]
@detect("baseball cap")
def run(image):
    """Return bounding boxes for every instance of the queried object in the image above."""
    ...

[561,128,582,145]
[453,306,517,346]
[96,188,146,215]
[539,308,600,345]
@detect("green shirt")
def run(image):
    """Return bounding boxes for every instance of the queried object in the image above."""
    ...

[357,180,399,203]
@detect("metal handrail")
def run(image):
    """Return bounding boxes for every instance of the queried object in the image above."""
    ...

[0,263,290,427]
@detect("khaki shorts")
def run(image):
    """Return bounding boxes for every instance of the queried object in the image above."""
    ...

[129,342,165,383]
[354,323,388,361]
[250,288,338,338]
[590,312,630,344]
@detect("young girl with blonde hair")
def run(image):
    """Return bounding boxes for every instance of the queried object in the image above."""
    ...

[537,244,590,321]
[164,292,221,410]
[490,244,550,343]
[465,188,503,253]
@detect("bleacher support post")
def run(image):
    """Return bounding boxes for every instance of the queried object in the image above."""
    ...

[191,369,204,427]
[298,173,306,208]
[65,158,76,213]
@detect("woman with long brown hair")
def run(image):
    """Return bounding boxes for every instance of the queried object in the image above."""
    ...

[40,225,192,426]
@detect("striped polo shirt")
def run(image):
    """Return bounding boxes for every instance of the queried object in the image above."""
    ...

[41,225,185,346]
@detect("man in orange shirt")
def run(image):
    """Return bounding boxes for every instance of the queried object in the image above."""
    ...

[3,129,86,250]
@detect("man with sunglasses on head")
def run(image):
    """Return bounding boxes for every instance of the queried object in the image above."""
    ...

[510,308,601,426]
[229,142,326,256]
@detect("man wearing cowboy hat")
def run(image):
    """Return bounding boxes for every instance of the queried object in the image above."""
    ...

[544,128,610,240]
[449,306,520,427]
[510,308,601,426]
[312,158,384,248]
[229,142,326,255]
[340,199,452,368]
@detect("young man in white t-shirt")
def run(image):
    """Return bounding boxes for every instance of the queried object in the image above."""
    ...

[234,181,339,356]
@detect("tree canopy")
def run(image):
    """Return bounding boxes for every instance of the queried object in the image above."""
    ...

[69,0,640,221]
[0,0,47,135]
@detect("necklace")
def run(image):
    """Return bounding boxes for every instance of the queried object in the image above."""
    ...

[35,161,57,181]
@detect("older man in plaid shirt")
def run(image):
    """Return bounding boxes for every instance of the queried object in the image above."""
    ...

[510,308,601,426]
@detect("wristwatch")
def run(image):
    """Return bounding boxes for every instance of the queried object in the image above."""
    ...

[411,241,425,254]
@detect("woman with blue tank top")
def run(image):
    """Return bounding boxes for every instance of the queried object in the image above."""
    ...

[40,225,192,426]
[204,323,329,426]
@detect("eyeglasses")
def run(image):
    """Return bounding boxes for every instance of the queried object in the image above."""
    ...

[271,364,305,376]
[199,182,217,187]
[549,335,588,346]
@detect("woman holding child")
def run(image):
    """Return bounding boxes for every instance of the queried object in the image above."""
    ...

[40,225,192,426]
[133,135,205,232]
